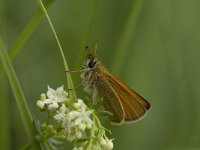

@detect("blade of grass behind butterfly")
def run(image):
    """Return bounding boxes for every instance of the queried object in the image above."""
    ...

[0,0,54,76]
[73,0,98,71]
[110,0,144,75]
[36,0,77,102]
[0,39,40,149]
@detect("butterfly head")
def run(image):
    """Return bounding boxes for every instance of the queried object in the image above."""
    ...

[85,54,98,69]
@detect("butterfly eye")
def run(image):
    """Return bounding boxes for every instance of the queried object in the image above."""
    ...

[88,59,96,68]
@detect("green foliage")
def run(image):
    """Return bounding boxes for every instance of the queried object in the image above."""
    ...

[1,0,200,149]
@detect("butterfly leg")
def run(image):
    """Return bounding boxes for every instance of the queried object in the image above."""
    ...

[65,67,86,73]
[91,87,98,105]
[68,79,86,91]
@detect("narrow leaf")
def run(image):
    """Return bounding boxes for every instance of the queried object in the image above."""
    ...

[0,39,39,148]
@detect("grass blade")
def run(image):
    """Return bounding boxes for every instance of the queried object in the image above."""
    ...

[73,0,98,69]
[0,39,39,149]
[111,0,144,74]
[35,0,77,102]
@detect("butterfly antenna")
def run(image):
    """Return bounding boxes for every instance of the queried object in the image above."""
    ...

[85,46,90,54]
[94,41,98,55]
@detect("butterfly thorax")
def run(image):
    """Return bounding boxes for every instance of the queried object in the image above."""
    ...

[81,54,108,99]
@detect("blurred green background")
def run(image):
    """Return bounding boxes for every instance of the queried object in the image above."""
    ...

[1,0,200,149]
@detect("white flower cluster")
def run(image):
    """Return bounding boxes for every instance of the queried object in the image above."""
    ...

[36,85,113,150]
[54,99,93,141]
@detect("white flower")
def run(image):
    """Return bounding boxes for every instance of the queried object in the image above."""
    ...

[67,111,81,120]
[52,98,94,142]
[72,99,93,126]
[41,85,68,110]
[47,100,59,110]
[54,104,70,128]
[67,99,93,125]
[37,85,114,149]
[47,85,68,103]
[60,104,69,113]
[54,104,68,121]
[74,109,93,125]
[77,99,87,110]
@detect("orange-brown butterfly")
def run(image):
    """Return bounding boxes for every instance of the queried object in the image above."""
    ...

[70,45,150,125]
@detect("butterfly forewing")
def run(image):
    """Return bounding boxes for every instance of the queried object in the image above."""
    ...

[95,74,125,124]
[96,67,150,124]
[106,73,150,123]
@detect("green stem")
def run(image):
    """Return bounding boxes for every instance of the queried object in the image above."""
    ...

[94,115,101,128]
[0,39,40,149]
[36,0,77,102]
[84,114,96,150]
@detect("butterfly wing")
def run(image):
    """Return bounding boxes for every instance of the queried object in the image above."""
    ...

[106,72,150,123]
[95,75,125,125]
[94,65,150,124]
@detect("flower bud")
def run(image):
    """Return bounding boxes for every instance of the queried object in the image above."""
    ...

[100,138,106,146]
[73,103,81,109]
[37,100,45,109]
[86,122,92,129]
[105,140,113,149]
[40,93,46,100]
[78,123,86,131]
[68,111,79,120]
[76,132,82,139]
